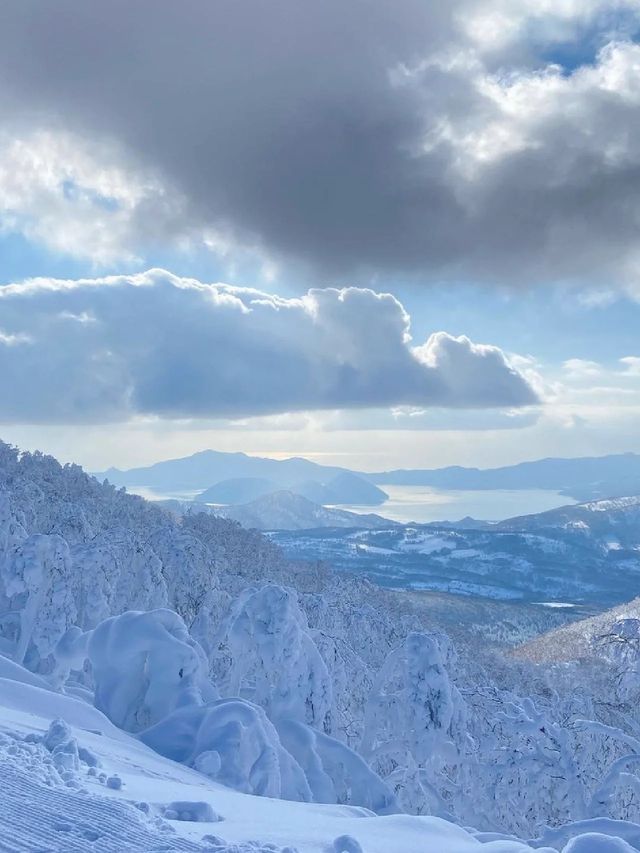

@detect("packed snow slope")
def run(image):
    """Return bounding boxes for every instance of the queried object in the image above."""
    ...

[2,641,639,853]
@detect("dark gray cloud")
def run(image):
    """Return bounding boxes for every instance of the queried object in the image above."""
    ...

[0,2,639,286]
[0,271,538,423]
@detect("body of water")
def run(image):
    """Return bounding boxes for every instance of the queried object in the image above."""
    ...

[126,485,202,502]
[341,485,574,524]
[128,481,574,525]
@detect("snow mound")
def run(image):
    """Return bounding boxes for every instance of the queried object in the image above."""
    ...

[332,835,363,853]
[140,699,312,802]
[162,800,223,822]
[562,834,636,852]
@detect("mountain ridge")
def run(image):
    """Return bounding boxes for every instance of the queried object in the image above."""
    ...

[367,452,640,500]
[97,449,640,505]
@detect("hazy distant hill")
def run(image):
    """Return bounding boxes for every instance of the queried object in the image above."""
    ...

[97,449,349,493]
[99,450,387,505]
[215,490,394,531]
[98,450,640,505]
[196,471,388,506]
[367,452,640,501]
[195,477,279,504]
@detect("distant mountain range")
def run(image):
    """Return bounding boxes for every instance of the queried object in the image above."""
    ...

[97,449,640,507]
[367,452,640,501]
[98,449,347,492]
[97,450,387,505]
[149,467,640,603]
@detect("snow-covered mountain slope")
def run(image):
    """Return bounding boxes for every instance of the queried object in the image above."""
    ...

[271,509,640,605]
[7,441,640,849]
[2,648,639,853]
[215,491,394,531]
[498,496,640,543]
[514,596,640,665]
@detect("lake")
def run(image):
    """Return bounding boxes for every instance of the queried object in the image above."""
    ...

[128,481,575,525]
[340,485,574,524]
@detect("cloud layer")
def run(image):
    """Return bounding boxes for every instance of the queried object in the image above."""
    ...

[0,271,537,423]
[0,2,639,289]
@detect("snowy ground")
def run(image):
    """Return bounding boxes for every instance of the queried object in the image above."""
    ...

[0,663,564,853]
[2,662,639,853]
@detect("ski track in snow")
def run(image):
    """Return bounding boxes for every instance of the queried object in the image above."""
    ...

[0,759,290,853]
[0,763,208,853]
[0,720,288,853]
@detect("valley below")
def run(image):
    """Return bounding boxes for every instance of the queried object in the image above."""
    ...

[270,496,640,609]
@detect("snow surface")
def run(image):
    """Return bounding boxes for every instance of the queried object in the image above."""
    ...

[2,650,640,851]
[0,668,559,853]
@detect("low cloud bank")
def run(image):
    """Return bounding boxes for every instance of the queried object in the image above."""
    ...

[0,270,538,423]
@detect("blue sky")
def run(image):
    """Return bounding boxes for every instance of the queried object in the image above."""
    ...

[1,1,640,471]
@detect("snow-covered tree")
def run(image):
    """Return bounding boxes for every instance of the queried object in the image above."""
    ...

[83,608,217,731]
[141,697,313,802]
[361,631,469,817]
[224,584,332,729]
[147,525,217,627]
[2,533,76,669]
[597,618,640,703]
[278,717,397,813]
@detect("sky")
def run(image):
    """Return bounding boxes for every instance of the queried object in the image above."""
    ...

[1,0,640,472]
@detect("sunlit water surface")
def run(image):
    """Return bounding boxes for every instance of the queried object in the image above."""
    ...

[341,485,574,524]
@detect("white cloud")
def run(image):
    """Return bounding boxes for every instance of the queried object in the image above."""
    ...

[620,356,640,375]
[413,331,541,406]
[0,130,239,266]
[562,358,605,379]
[460,0,640,53]
[0,269,539,424]
[0,329,30,346]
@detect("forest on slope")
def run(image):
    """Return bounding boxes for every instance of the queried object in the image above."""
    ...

[3,442,640,850]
